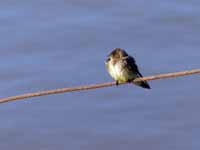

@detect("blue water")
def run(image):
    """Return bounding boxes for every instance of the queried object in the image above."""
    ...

[0,1,199,149]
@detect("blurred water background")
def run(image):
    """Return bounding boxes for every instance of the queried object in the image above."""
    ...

[0,0,199,149]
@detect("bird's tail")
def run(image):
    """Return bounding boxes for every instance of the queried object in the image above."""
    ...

[133,80,151,89]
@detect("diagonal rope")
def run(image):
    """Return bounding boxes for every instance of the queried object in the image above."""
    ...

[0,69,199,104]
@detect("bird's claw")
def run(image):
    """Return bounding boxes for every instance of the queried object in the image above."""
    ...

[116,81,119,86]
[127,79,132,83]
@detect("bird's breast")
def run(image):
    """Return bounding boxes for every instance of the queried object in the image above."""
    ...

[107,61,128,82]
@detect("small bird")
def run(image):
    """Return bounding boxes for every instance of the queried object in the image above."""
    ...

[105,48,151,89]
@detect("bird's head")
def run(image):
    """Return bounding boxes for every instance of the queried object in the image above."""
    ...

[105,48,128,64]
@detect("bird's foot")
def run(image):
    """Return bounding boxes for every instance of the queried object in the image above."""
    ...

[127,79,133,83]
[115,81,119,86]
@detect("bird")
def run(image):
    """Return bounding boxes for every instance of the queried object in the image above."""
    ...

[105,48,151,89]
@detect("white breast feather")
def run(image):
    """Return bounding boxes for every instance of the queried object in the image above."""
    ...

[108,61,123,81]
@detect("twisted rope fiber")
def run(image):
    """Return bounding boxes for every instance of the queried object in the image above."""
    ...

[0,69,199,104]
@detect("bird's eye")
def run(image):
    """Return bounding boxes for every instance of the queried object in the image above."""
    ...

[106,57,111,62]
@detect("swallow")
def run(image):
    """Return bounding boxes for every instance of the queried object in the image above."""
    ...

[105,48,151,89]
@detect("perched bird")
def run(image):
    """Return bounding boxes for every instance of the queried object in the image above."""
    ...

[105,48,151,89]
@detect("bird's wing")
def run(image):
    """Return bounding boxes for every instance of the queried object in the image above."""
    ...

[124,56,151,89]
[124,56,143,77]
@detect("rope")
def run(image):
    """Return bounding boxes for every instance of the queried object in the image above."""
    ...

[0,69,199,104]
